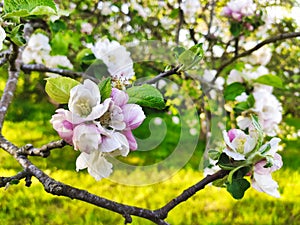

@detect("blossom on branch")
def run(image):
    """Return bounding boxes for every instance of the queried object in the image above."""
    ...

[218,123,283,198]
[180,0,201,24]
[50,79,145,180]
[90,38,135,83]
[221,0,256,21]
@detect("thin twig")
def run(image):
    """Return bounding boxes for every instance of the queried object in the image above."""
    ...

[214,31,300,80]
[154,169,229,219]
[17,140,67,157]
[141,65,181,85]
[0,170,29,188]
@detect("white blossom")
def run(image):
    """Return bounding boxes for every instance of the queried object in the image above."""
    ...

[22,33,51,64]
[90,38,135,80]
[180,0,201,24]
[244,42,272,66]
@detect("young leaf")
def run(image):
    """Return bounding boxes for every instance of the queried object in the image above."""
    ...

[45,77,80,104]
[98,77,111,101]
[178,43,204,70]
[224,82,246,101]
[254,75,283,88]
[208,149,221,160]
[8,24,26,46]
[4,0,57,18]
[126,84,165,109]
[234,94,255,112]
[226,178,250,199]
[230,22,243,37]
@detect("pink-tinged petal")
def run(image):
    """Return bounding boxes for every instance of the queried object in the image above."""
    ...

[227,129,239,141]
[254,153,283,175]
[122,104,146,129]
[111,88,129,107]
[252,173,280,198]
[222,130,236,151]
[76,151,113,181]
[123,129,138,150]
[50,109,74,145]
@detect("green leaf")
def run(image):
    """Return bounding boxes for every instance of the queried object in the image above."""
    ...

[126,84,165,109]
[234,94,255,112]
[251,114,263,134]
[226,178,250,199]
[178,43,204,71]
[254,74,283,88]
[98,77,112,101]
[217,153,236,170]
[8,24,26,46]
[224,82,246,101]
[212,176,228,187]
[230,22,243,37]
[3,0,57,18]
[45,77,80,104]
[208,149,221,160]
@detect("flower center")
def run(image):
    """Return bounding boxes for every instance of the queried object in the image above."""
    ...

[77,99,91,117]
[99,111,111,127]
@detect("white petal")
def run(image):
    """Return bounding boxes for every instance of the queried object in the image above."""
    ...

[223,148,245,160]
[76,151,113,181]
[252,173,280,198]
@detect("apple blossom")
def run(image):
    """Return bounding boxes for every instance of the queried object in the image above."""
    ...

[222,0,256,21]
[180,0,201,24]
[80,22,93,35]
[90,38,135,81]
[68,79,106,120]
[22,33,51,64]
[222,129,257,160]
[50,109,74,145]
[252,142,283,198]
[72,124,102,154]
[238,89,282,136]
[50,79,146,181]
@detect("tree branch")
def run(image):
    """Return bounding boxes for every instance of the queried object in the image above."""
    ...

[0,44,20,131]
[21,64,84,78]
[141,65,181,85]
[154,169,229,219]
[0,170,29,188]
[215,31,300,79]
[17,139,68,157]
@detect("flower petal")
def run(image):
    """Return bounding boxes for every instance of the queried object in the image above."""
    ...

[252,173,280,198]
[76,151,113,181]
[122,104,146,129]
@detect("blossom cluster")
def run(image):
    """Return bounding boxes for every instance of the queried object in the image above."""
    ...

[227,64,282,137]
[180,0,201,24]
[90,38,134,84]
[50,79,145,180]
[22,33,73,73]
[223,128,283,198]
[221,0,256,21]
